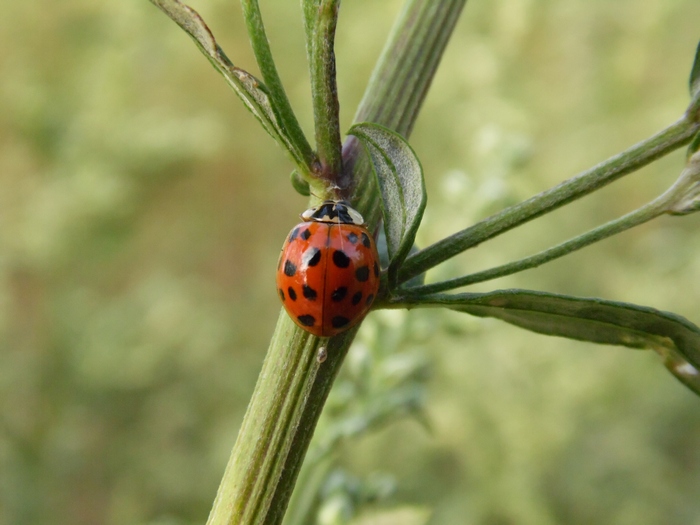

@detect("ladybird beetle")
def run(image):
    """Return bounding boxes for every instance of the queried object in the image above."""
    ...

[276,200,380,337]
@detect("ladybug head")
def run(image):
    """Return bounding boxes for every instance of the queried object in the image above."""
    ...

[300,200,365,225]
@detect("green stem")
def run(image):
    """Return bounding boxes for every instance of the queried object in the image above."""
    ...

[240,0,317,173]
[401,136,700,298]
[402,160,700,295]
[305,0,343,179]
[342,0,467,223]
[404,208,664,295]
[206,313,359,525]
[398,115,700,284]
[352,0,467,137]
[207,2,468,524]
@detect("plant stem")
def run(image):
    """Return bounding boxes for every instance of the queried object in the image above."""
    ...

[240,0,317,173]
[207,2,468,524]
[352,0,467,138]
[398,115,700,284]
[305,0,343,180]
[342,0,467,229]
[206,312,358,525]
[403,207,661,295]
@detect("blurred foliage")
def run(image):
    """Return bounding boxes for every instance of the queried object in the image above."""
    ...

[1,1,700,524]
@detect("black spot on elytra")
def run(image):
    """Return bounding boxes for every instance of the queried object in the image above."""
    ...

[288,227,300,243]
[284,260,297,277]
[302,285,317,300]
[361,232,371,248]
[351,291,363,305]
[355,266,370,282]
[331,287,347,302]
[347,232,358,244]
[279,288,285,301]
[287,287,297,301]
[300,228,312,240]
[333,250,350,268]
[298,314,315,327]
[303,247,321,267]
[365,293,374,306]
[331,316,350,329]
[373,261,379,277]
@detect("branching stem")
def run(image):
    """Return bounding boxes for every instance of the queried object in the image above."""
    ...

[402,149,700,295]
[398,115,700,284]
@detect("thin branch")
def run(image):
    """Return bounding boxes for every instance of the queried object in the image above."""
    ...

[398,115,700,284]
[404,206,665,295]
[241,0,318,173]
[306,0,343,179]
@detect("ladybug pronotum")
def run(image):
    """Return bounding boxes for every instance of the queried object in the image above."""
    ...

[276,200,380,337]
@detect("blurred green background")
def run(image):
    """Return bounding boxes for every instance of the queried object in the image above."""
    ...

[2,1,700,524]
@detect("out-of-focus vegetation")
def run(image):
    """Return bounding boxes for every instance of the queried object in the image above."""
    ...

[2,1,700,524]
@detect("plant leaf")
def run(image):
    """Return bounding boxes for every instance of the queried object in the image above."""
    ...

[149,0,313,171]
[348,123,426,285]
[690,40,700,98]
[401,289,700,395]
[290,170,311,196]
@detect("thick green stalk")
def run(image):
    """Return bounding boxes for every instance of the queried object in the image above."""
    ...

[206,1,468,524]
[398,115,700,284]
[352,0,467,137]
[206,313,357,524]
[342,0,467,224]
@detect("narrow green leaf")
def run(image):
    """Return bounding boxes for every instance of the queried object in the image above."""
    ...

[149,0,315,173]
[290,170,311,196]
[348,123,426,284]
[396,289,700,395]
[690,40,700,98]
[240,0,317,172]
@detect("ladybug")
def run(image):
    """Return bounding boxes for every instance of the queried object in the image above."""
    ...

[276,200,380,337]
